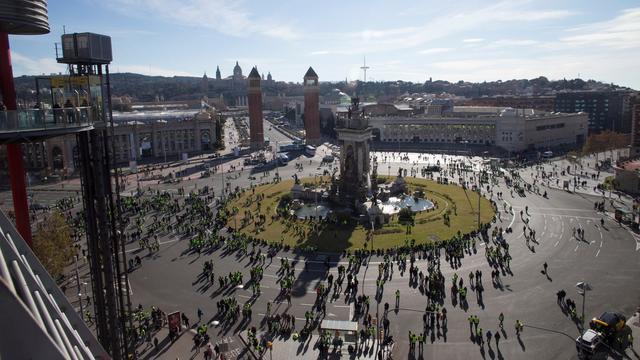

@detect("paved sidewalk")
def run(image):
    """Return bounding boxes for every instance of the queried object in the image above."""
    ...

[626,310,640,359]
[134,325,252,360]
[239,330,381,360]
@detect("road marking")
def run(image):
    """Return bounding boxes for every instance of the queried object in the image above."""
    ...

[574,244,580,252]
[595,249,600,257]
[503,200,516,233]
[600,241,603,248]
[554,240,560,247]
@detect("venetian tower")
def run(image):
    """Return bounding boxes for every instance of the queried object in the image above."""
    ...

[247,67,264,149]
[303,66,321,145]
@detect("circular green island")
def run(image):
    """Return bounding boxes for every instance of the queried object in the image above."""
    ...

[224,176,496,252]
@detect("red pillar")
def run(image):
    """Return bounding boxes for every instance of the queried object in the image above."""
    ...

[0,32,32,246]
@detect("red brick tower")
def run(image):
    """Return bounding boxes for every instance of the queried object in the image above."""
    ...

[247,67,264,149]
[304,66,321,145]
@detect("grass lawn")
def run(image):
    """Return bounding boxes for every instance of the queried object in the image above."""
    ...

[225,176,495,252]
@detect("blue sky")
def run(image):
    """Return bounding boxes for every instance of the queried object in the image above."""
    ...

[8,0,640,89]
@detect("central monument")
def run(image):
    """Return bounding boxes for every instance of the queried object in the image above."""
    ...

[335,97,372,207]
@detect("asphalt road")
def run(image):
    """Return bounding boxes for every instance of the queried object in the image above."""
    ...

[123,138,640,360]
[5,117,638,359]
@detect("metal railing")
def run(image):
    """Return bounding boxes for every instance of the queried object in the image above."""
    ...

[0,106,98,133]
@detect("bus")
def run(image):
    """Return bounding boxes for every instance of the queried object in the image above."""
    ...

[305,145,316,156]
[277,153,289,166]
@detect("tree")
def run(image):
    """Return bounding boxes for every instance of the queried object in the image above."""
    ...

[32,209,75,280]
[582,131,630,155]
[398,208,415,226]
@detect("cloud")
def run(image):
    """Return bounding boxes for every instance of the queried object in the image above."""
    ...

[428,51,640,88]
[561,7,640,49]
[107,0,298,40]
[419,48,453,55]
[114,64,195,77]
[310,50,331,55]
[11,52,65,76]
[315,1,575,55]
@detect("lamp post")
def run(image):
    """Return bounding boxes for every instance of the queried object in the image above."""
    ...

[75,254,83,318]
[370,218,375,252]
[576,281,592,330]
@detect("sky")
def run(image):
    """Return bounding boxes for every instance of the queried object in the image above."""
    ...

[8,0,640,89]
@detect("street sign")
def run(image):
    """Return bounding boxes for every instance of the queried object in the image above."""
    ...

[575,282,592,295]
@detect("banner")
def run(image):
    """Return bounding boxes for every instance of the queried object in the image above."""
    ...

[167,311,181,332]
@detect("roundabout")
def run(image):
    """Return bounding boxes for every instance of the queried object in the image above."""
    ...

[115,147,640,360]
[223,176,496,252]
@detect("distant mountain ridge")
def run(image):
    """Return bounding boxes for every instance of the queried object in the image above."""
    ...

[12,73,634,103]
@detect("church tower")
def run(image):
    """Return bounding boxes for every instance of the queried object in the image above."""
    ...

[304,66,321,145]
[215,66,221,80]
[247,67,264,149]
[201,72,208,96]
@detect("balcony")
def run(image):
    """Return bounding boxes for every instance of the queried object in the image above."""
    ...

[0,107,99,143]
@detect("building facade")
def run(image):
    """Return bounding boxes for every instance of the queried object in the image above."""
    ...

[554,91,632,134]
[0,108,218,179]
[110,110,218,164]
[369,106,588,153]
[467,95,555,112]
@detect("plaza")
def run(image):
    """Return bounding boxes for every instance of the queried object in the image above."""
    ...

[7,114,639,359]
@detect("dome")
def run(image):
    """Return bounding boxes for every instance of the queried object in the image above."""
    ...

[233,61,242,77]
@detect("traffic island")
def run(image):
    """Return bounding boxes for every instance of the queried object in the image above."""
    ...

[223,176,495,252]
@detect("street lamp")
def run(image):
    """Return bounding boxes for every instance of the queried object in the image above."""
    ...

[370,218,375,252]
[74,255,83,318]
[575,281,592,330]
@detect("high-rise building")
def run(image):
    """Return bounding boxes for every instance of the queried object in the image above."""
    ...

[247,67,264,149]
[630,94,640,157]
[554,91,632,134]
[303,67,320,145]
